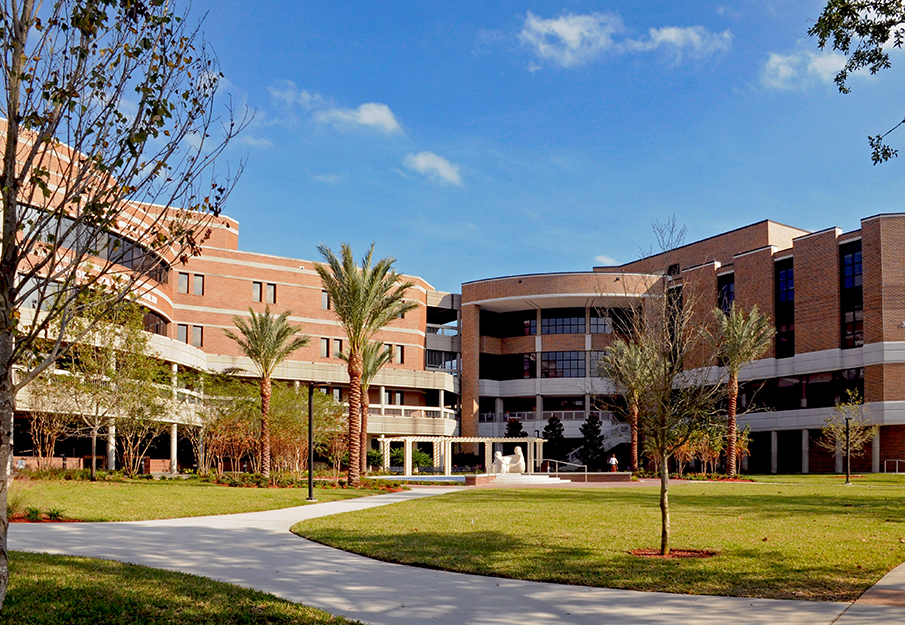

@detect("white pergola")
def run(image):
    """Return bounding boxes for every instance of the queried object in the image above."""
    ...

[377,435,546,477]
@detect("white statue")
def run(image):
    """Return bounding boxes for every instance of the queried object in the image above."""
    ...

[491,446,526,474]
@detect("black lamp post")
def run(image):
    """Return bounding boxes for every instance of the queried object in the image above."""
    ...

[307,382,328,502]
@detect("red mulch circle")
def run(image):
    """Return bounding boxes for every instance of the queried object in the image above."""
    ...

[631,548,717,559]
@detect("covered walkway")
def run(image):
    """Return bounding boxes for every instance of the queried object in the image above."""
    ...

[377,435,545,476]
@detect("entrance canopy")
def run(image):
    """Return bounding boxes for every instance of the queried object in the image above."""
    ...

[377,435,546,477]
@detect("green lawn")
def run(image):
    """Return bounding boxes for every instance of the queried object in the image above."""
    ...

[11,479,372,522]
[294,478,905,602]
[1,551,361,625]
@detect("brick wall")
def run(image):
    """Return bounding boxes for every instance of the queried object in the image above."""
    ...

[863,215,905,345]
[460,304,481,441]
[793,229,842,354]
[734,246,777,359]
[881,425,905,465]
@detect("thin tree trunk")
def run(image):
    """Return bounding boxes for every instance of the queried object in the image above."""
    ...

[90,428,97,481]
[727,374,738,478]
[347,355,362,487]
[360,388,369,475]
[629,402,639,474]
[660,453,670,556]
[260,377,271,478]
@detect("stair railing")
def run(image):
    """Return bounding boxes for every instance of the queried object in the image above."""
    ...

[541,458,587,481]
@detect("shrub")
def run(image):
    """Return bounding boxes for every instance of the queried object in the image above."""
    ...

[366,448,383,468]
[24,507,42,522]
[7,480,30,517]
[390,447,432,468]
[46,508,64,521]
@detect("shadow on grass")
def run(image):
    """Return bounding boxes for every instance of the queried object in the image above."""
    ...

[3,552,359,625]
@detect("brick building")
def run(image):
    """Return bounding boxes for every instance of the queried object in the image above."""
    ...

[460,217,905,474]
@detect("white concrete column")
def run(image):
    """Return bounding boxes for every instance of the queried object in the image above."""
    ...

[484,442,492,474]
[379,386,386,415]
[379,436,389,471]
[802,429,809,474]
[171,363,178,401]
[770,430,778,474]
[439,389,445,410]
[495,397,504,424]
[403,439,413,476]
[526,441,535,474]
[536,394,543,423]
[444,441,453,476]
[835,437,843,473]
[536,440,544,470]
[170,423,178,474]
[873,431,881,473]
[432,441,442,468]
[106,424,116,470]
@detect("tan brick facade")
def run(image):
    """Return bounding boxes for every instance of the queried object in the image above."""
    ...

[734,246,777,359]
[793,228,843,354]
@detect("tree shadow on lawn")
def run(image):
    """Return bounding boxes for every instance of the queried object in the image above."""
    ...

[2,552,355,625]
[297,527,877,602]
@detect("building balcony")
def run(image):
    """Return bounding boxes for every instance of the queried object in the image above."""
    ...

[366,403,459,437]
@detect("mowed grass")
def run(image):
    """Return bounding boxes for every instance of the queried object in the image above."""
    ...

[1,551,361,625]
[13,479,371,522]
[294,478,905,602]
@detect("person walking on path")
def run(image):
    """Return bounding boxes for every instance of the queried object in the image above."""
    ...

[608,454,618,472]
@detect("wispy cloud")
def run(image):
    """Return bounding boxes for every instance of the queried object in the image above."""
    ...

[403,152,462,185]
[312,173,343,184]
[267,80,402,134]
[518,11,731,69]
[595,254,618,265]
[760,50,846,89]
[314,103,402,134]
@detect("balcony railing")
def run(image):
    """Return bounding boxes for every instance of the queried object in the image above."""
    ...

[368,404,457,420]
[479,410,615,423]
[426,324,459,337]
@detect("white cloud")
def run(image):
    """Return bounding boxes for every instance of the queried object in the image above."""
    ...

[595,254,618,265]
[268,81,326,111]
[238,136,273,148]
[760,50,845,89]
[314,102,402,134]
[312,173,343,184]
[403,152,462,185]
[518,11,731,69]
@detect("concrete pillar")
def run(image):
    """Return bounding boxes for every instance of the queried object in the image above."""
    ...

[802,429,809,474]
[171,363,178,400]
[495,398,504,437]
[444,441,453,476]
[379,386,386,415]
[403,439,413,476]
[379,435,389,472]
[835,437,843,473]
[536,394,543,424]
[526,440,535,474]
[483,442,492,474]
[584,393,591,420]
[872,431,881,473]
[770,430,778,474]
[106,424,116,470]
[439,389,445,410]
[170,423,178,474]
[432,441,442,468]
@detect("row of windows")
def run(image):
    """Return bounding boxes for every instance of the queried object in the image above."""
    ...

[176,324,203,347]
[177,273,205,296]
[480,351,608,380]
[253,281,277,304]
[319,337,344,359]
[481,308,632,338]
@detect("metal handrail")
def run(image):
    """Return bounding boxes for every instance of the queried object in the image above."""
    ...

[884,459,905,473]
[541,458,587,480]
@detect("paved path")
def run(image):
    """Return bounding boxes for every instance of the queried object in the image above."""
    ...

[10,487,905,625]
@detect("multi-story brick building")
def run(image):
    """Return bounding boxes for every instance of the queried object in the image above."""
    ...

[460,217,905,474]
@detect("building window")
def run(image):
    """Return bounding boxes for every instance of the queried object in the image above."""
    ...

[840,240,863,349]
[589,350,608,377]
[320,338,329,358]
[193,274,204,296]
[589,309,612,334]
[775,258,794,358]
[385,390,404,405]
[426,350,459,371]
[177,273,189,294]
[395,345,404,364]
[266,283,276,304]
[252,281,262,302]
[177,324,188,343]
[333,338,343,358]
[332,387,343,402]
[321,290,330,310]
[192,326,203,347]
[143,310,168,337]
[717,273,735,315]
[541,308,585,335]
[540,351,586,378]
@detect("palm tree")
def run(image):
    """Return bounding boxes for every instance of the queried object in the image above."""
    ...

[224,307,309,478]
[316,243,416,487]
[597,336,651,474]
[713,303,775,478]
[340,340,392,474]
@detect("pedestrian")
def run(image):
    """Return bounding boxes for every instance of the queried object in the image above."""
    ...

[608,453,618,472]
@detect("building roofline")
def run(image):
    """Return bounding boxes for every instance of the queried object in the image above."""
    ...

[462,270,657,286]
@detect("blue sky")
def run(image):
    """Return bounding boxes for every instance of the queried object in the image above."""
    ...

[190,1,905,293]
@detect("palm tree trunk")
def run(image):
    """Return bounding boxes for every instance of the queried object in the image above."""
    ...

[727,374,738,478]
[260,377,271,478]
[347,356,362,487]
[629,402,639,474]
[360,388,369,475]
[660,453,670,556]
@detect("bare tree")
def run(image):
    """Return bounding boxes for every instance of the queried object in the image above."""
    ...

[817,390,878,474]
[0,0,245,606]
[23,372,76,469]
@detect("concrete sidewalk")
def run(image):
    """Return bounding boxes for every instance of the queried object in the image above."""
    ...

[10,487,905,625]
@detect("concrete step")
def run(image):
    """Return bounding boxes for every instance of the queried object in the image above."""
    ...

[490,473,571,484]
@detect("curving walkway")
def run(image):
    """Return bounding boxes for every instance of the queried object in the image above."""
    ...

[10,487,905,625]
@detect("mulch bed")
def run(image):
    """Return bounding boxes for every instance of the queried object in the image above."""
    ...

[9,516,81,523]
[631,548,717,559]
